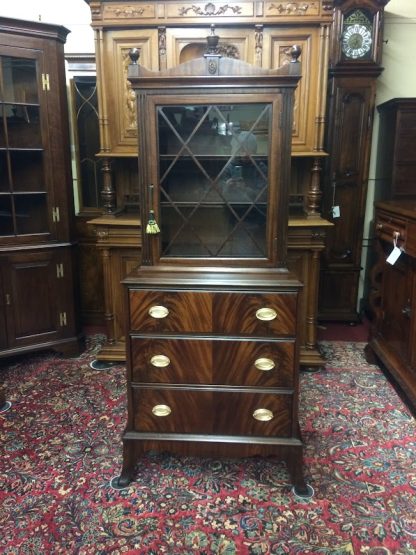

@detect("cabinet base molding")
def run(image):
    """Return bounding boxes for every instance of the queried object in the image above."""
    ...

[0,336,84,360]
[366,338,416,414]
[116,432,309,496]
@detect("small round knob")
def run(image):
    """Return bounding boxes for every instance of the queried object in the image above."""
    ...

[152,404,171,417]
[253,408,274,421]
[148,305,169,319]
[255,307,278,321]
[150,354,171,368]
[254,358,275,372]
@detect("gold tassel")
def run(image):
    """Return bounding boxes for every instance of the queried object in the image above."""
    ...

[146,209,160,234]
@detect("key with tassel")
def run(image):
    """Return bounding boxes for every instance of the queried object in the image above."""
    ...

[146,184,160,234]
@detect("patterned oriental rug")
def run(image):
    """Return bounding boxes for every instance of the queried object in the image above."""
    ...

[1,338,416,555]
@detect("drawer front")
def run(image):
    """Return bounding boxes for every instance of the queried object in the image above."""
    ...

[131,337,295,387]
[129,289,297,336]
[213,292,297,336]
[132,389,293,437]
[375,215,407,247]
[129,290,212,332]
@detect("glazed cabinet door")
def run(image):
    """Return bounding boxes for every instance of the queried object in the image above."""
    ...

[1,249,76,352]
[100,29,159,154]
[0,45,58,245]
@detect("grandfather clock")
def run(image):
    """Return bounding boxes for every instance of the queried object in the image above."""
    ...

[319,0,390,322]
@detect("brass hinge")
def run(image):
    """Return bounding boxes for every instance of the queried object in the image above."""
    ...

[42,73,50,91]
[56,263,64,278]
[59,312,67,326]
[52,206,60,222]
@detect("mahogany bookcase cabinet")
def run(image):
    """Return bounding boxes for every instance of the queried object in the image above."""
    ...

[113,40,312,497]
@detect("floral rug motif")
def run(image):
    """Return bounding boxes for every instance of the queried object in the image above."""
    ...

[1,339,416,554]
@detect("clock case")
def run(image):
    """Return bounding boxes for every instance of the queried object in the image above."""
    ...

[331,0,387,69]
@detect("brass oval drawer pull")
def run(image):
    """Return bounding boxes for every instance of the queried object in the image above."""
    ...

[148,305,169,319]
[150,354,171,368]
[151,404,172,417]
[253,408,274,421]
[255,307,277,321]
[254,357,275,371]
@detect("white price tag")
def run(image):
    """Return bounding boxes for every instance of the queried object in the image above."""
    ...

[332,205,340,218]
[386,246,402,265]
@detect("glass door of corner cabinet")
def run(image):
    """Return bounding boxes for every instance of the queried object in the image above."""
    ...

[152,95,282,265]
[0,49,51,243]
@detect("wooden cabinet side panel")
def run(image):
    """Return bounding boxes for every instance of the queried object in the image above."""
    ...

[102,29,159,153]
[263,26,321,152]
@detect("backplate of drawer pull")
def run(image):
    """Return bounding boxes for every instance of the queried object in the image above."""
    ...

[253,408,274,421]
[150,354,171,367]
[148,305,169,319]
[152,404,172,417]
[254,357,276,371]
[255,307,278,321]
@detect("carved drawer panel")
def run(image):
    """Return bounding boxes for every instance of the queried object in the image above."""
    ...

[130,336,295,387]
[129,290,297,336]
[132,388,293,436]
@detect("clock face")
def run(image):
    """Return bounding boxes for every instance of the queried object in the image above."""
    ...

[342,24,373,59]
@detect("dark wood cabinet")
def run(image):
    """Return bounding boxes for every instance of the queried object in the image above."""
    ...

[376,98,416,200]
[0,18,81,358]
[114,45,311,496]
[366,99,416,412]
[319,0,390,322]
[320,76,377,321]
[366,201,416,412]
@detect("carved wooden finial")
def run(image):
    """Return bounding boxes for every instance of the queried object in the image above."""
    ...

[290,44,302,63]
[205,24,220,55]
[128,48,140,65]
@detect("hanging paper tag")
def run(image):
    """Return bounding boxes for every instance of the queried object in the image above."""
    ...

[332,205,340,218]
[386,246,402,265]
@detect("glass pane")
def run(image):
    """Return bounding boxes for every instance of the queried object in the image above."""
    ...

[72,76,103,209]
[158,102,271,258]
[0,151,10,192]
[1,57,38,104]
[5,104,41,148]
[14,193,48,234]
[10,150,44,192]
[0,105,6,148]
[0,195,14,235]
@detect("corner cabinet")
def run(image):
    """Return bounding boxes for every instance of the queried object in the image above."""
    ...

[0,18,81,358]
[113,44,312,497]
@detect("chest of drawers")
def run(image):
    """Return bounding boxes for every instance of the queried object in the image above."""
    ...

[366,201,416,412]
[115,268,309,496]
